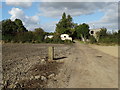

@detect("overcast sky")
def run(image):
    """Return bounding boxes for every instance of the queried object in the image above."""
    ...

[1,0,119,32]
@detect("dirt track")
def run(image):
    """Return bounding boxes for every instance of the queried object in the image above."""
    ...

[1,41,118,88]
[89,44,119,58]
[47,41,118,88]
[2,43,72,88]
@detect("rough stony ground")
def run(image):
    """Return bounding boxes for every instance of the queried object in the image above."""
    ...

[47,41,118,88]
[89,44,119,58]
[2,43,72,88]
[0,44,2,89]
[1,41,118,88]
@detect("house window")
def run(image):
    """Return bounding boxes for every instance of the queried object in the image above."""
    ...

[91,31,94,34]
[64,36,66,38]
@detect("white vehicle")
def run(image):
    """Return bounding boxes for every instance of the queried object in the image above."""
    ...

[45,35,54,39]
[60,34,72,41]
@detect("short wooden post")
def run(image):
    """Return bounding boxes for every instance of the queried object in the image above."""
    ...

[48,47,54,61]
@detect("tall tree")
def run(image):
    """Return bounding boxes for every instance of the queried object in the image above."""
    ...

[62,12,66,20]
[34,28,45,41]
[96,27,107,39]
[2,19,18,35]
[14,19,28,32]
[55,12,74,35]
[75,23,90,41]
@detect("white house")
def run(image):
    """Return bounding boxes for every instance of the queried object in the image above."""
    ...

[89,28,102,41]
[60,34,72,41]
[45,35,53,39]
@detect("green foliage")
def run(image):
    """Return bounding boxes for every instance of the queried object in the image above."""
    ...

[1,19,46,43]
[64,40,72,44]
[96,28,119,45]
[44,33,72,44]
[14,19,28,32]
[33,28,45,42]
[14,19,23,27]
[2,19,28,37]
[89,35,97,44]
[75,23,90,40]
[2,35,14,43]
[2,19,18,36]
[13,32,34,43]
[98,33,118,44]
[0,21,2,30]
[44,38,53,43]
[44,34,64,44]
[118,30,120,45]
[56,12,74,35]
[96,28,107,39]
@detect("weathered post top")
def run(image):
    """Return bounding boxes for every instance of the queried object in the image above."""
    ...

[48,47,54,61]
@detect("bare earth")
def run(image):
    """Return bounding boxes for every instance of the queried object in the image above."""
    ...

[47,41,118,88]
[2,41,118,88]
[89,44,119,58]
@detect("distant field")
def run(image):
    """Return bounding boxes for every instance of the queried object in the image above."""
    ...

[89,45,119,58]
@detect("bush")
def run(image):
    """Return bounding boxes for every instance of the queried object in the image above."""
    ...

[64,40,72,44]
[44,35,73,44]
[44,38,53,43]
[98,37,118,44]
[52,35,63,43]
[2,35,14,42]
[89,36,97,44]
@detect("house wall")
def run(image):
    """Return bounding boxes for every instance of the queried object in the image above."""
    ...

[60,34,72,41]
[89,29,101,40]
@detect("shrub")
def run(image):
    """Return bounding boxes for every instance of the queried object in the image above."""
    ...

[52,35,63,43]
[64,40,72,44]
[98,37,118,44]
[44,38,53,43]
[89,36,97,44]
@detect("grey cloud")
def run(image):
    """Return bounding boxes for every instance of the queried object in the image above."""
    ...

[9,8,40,30]
[6,0,33,8]
[39,2,113,18]
[39,2,118,31]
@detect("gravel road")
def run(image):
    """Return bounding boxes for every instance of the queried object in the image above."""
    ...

[47,41,118,88]
[1,42,118,88]
[2,43,72,88]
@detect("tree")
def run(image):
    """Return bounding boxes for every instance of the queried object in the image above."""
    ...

[33,28,45,42]
[2,19,18,35]
[118,30,120,45]
[62,12,66,20]
[96,27,107,40]
[75,23,90,41]
[55,12,74,35]
[0,21,2,30]
[14,19,23,27]
[34,28,44,34]
[14,19,28,32]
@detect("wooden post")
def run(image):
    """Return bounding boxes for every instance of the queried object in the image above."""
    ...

[48,47,54,61]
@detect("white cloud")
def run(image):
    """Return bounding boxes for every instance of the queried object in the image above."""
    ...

[41,21,58,32]
[88,3,118,31]
[39,0,118,2]
[8,2,119,32]
[4,0,118,2]
[39,2,110,18]
[6,0,33,8]
[9,8,40,30]
[38,2,118,31]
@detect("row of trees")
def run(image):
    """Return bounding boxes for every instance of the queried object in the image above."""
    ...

[1,12,119,44]
[89,28,120,45]
[1,18,70,43]
[55,12,90,41]
[55,12,119,45]
[1,12,89,43]
[1,19,46,43]
[96,28,120,45]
